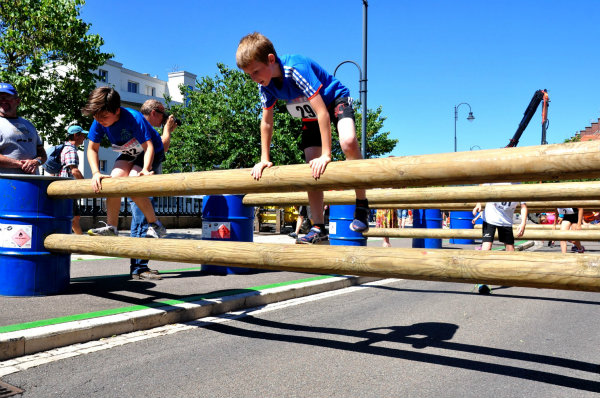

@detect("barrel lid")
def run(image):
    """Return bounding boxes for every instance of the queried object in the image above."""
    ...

[0,174,70,181]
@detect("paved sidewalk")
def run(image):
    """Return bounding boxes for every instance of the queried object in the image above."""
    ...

[0,227,540,362]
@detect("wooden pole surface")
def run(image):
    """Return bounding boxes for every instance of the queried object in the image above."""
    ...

[363,228,600,241]
[44,234,600,292]
[356,202,600,211]
[243,181,600,206]
[46,141,600,199]
[474,224,600,229]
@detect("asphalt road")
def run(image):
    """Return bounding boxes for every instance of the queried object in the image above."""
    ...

[2,277,599,397]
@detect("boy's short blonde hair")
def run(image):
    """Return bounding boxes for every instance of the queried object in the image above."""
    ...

[236,32,277,69]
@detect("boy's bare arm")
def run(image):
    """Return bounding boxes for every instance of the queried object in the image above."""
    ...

[308,94,332,178]
[252,107,275,180]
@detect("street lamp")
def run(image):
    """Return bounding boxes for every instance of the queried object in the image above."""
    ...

[454,102,475,152]
[334,60,366,158]
[333,1,368,159]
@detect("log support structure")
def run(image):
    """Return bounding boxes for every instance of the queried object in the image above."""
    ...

[44,234,600,293]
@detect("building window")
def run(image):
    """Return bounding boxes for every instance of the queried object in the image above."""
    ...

[99,160,107,172]
[127,81,139,94]
[98,69,108,83]
[147,86,156,96]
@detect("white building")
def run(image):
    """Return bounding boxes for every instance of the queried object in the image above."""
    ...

[79,59,197,177]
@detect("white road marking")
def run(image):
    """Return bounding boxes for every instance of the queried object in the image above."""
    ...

[0,279,400,377]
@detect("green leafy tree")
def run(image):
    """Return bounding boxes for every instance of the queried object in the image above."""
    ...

[0,0,111,144]
[165,63,302,172]
[331,103,397,160]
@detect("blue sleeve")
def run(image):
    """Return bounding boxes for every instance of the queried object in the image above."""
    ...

[87,120,105,143]
[288,60,322,100]
[260,85,276,109]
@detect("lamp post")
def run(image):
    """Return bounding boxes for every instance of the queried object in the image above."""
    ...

[454,102,475,152]
[333,1,368,159]
[334,60,366,158]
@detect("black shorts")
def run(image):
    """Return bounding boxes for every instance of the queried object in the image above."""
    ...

[481,221,514,245]
[116,150,165,173]
[299,97,355,151]
[298,205,308,217]
[561,213,578,223]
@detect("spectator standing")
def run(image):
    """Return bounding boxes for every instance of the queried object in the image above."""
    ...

[554,208,584,254]
[59,125,88,234]
[376,208,399,247]
[0,83,46,174]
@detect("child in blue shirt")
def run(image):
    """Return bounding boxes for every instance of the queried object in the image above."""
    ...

[81,86,166,241]
[236,32,370,244]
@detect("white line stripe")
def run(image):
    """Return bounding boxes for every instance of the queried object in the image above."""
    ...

[0,279,399,377]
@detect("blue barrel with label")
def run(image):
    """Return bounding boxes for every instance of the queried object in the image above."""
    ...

[450,210,475,244]
[424,209,443,249]
[0,175,72,296]
[411,209,425,248]
[329,205,367,246]
[201,194,254,274]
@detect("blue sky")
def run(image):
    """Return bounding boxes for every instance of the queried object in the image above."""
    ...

[80,0,600,157]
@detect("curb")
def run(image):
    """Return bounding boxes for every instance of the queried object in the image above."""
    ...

[0,275,379,361]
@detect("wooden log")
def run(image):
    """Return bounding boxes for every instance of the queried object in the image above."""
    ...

[243,181,600,206]
[362,202,600,211]
[44,234,600,292]
[364,228,600,241]
[46,141,600,199]
[474,224,600,229]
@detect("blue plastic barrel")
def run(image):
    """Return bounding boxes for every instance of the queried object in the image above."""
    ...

[0,175,72,296]
[449,210,475,244]
[201,195,254,274]
[329,205,367,246]
[411,209,425,248]
[424,209,442,249]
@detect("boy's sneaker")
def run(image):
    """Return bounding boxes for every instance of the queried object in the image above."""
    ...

[288,232,298,239]
[571,245,578,252]
[477,284,491,295]
[350,205,370,233]
[296,226,328,244]
[146,221,167,238]
[130,266,162,280]
[87,221,118,236]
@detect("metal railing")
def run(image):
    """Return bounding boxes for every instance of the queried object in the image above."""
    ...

[78,196,203,217]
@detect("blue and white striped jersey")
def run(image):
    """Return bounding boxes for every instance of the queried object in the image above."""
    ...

[259,54,350,115]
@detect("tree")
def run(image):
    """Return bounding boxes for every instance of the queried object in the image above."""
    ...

[165,63,303,172]
[0,0,111,144]
[331,103,398,160]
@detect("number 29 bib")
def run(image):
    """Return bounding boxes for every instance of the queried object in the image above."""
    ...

[286,97,317,120]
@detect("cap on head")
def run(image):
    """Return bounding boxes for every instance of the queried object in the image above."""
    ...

[67,125,88,136]
[0,83,18,97]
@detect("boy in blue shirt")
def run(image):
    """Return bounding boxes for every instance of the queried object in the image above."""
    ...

[81,87,167,245]
[236,32,370,244]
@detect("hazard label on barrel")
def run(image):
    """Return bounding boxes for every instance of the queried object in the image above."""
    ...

[0,223,33,248]
[202,221,231,240]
